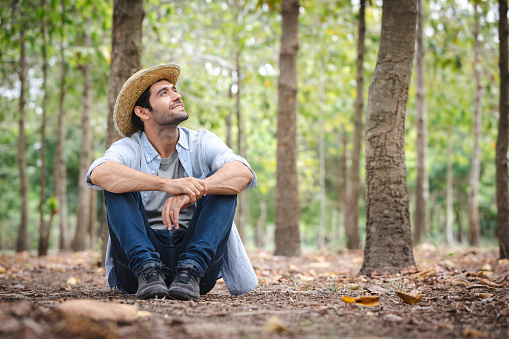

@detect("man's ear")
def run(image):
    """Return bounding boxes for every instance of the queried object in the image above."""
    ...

[134,106,150,121]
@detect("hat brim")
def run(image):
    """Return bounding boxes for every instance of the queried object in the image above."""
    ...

[114,64,181,137]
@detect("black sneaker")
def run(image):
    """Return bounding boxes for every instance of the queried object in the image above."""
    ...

[168,263,201,301]
[135,262,169,300]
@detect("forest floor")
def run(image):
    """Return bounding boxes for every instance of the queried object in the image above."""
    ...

[0,244,508,339]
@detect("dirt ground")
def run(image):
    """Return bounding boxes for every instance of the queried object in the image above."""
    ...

[1,245,508,338]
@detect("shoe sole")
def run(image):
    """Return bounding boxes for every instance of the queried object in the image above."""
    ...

[136,289,169,300]
[168,288,199,301]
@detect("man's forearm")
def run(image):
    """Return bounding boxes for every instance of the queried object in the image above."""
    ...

[91,161,206,202]
[204,161,253,195]
[90,161,167,193]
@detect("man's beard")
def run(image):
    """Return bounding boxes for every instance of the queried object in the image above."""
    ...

[152,107,189,126]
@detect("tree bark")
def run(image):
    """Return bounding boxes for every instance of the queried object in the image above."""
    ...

[468,10,482,247]
[275,0,301,256]
[234,49,248,241]
[345,0,365,250]
[446,137,454,244]
[38,0,49,256]
[55,0,70,250]
[16,27,29,253]
[256,200,267,248]
[73,30,93,251]
[496,0,509,259]
[360,0,417,274]
[414,0,429,244]
[99,0,144,264]
[317,69,326,249]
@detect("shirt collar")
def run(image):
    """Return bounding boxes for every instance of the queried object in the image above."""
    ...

[140,132,160,163]
[177,127,189,150]
[139,129,189,162]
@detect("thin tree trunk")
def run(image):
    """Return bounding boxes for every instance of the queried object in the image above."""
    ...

[89,139,98,248]
[226,85,233,148]
[317,70,326,249]
[455,207,463,244]
[446,137,454,245]
[275,0,301,256]
[55,0,70,250]
[360,0,417,274]
[496,0,509,259]
[73,30,92,251]
[414,0,429,244]
[256,200,267,248]
[38,0,49,256]
[468,10,482,247]
[345,0,365,250]
[338,134,348,239]
[16,27,29,253]
[234,50,248,240]
[100,0,144,264]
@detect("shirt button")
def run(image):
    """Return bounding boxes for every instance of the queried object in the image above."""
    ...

[151,170,156,174]
[147,158,151,161]
[144,193,147,198]
[157,156,161,160]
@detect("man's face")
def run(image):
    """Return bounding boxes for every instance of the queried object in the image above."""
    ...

[147,79,189,126]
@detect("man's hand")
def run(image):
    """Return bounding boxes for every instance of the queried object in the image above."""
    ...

[162,194,192,230]
[164,177,206,204]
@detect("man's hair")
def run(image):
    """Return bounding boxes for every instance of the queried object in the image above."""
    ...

[132,85,153,132]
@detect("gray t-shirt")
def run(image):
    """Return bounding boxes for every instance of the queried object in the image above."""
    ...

[145,151,196,231]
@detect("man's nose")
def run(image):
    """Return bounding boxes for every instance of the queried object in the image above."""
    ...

[172,91,182,101]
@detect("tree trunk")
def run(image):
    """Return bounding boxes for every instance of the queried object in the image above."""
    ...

[234,50,248,241]
[446,137,454,245]
[89,140,98,248]
[455,207,463,244]
[345,0,365,250]
[317,70,326,249]
[496,0,509,259]
[414,0,429,244]
[16,27,29,253]
[360,0,417,274]
[468,10,482,247]
[338,134,348,240]
[100,0,144,264]
[55,0,70,250]
[38,0,49,256]
[275,0,301,256]
[256,200,267,248]
[73,31,93,251]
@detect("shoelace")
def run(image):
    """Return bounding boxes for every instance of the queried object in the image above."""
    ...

[140,266,170,283]
[174,267,199,284]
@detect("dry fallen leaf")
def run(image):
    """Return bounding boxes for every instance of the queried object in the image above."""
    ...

[463,328,488,338]
[57,300,139,323]
[309,262,330,269]
[342,296,355,303]
[410,267,436,278]
[395,290,422,304]
[136,310,152,318]
[66,277,78,285]
[473,293,493,300]
[342,295,380,307]
[0,266,6,274]
[367,285,389,295]
[264,315,287,333]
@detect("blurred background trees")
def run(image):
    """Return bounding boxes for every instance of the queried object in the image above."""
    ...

[0,0,507,258]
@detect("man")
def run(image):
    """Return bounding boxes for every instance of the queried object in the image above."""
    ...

[86,64,258,301]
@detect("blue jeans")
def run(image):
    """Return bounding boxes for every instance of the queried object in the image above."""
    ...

[104,189,236,295]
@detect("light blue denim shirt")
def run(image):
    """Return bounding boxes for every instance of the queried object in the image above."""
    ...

[86,127,258,295]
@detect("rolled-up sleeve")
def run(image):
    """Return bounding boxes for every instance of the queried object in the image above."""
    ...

[200,130,257,190]
[86,138,138,190]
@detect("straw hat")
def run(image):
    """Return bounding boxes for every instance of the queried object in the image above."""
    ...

[114,64,180,137]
